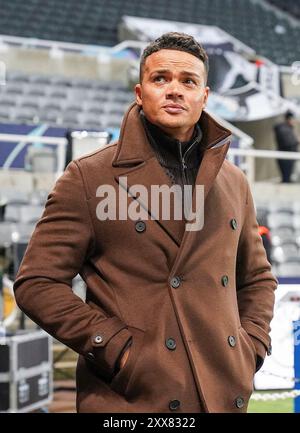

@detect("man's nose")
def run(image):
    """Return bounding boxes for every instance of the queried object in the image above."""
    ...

[166,80,183,98]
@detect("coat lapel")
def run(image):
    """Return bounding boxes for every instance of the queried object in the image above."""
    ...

[114,157,186,246]
[112,102,232,250]
[186,137,231,225]
[169,139,231,274]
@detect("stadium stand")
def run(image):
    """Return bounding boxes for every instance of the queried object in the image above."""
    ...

[256,202,300,276]
[0,0,299,65]
[267,1,300,20]
[0,71,133,129]
[0,0,300,414]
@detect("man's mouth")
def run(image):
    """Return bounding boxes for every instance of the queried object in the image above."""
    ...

[163,104,186,114]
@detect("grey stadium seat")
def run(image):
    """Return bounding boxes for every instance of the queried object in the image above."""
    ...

[277,260,300,277]
[267,213,294,230]
[272,242,299,263]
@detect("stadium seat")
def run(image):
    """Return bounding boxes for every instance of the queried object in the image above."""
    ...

[4,204,25,223]
[0,69,132,129]
[277,259,300,277]
[26,146,58,173]
[272,242,299,263]
[0,0,299,64]
[267,212,294,229]
[0,222,15,247]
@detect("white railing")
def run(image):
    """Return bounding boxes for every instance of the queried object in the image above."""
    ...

[0,34,147,60]
[0,132,299,185]
[0,34,104,54]
[227,148,300,185]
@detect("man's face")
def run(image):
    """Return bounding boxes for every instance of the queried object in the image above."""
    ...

[135,49,209,141]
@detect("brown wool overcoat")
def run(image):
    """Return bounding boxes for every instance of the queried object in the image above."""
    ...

[13,102,277,413]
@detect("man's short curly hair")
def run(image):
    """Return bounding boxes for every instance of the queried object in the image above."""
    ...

[139,32,209,83]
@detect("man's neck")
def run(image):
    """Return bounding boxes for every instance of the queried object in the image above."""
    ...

[157,125,195,143]
[140,111,197,146]
[140,110,203,169]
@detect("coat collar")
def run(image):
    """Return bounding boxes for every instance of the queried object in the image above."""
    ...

[112,102,232,247]
[112,102,231,167]
[139,110,203,169]
[112,102,154,167]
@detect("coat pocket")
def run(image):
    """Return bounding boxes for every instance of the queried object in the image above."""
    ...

[238,325,257,374]
[110,326,146,397]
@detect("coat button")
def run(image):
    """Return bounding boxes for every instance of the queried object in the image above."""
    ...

[87,352,95,360]
[235,396,245,408]
[135,221,146,233]
[166,338,176,350]
[267,344,272,356]
[170,276,181,288]
[221,275,229,287]
[228,335,236,347]
[94,335,103,344]
[169,399,180,411]
[230,219,238,230]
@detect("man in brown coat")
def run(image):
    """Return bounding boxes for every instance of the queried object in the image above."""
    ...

[13,32,277,413]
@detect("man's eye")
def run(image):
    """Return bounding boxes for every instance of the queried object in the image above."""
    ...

[184,78,196,85]
[154,76,166,82]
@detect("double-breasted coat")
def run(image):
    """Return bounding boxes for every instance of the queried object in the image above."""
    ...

[14,102,277,413]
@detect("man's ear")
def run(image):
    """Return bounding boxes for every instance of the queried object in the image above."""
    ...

[135,83,142,106]
[203,86,210,109]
